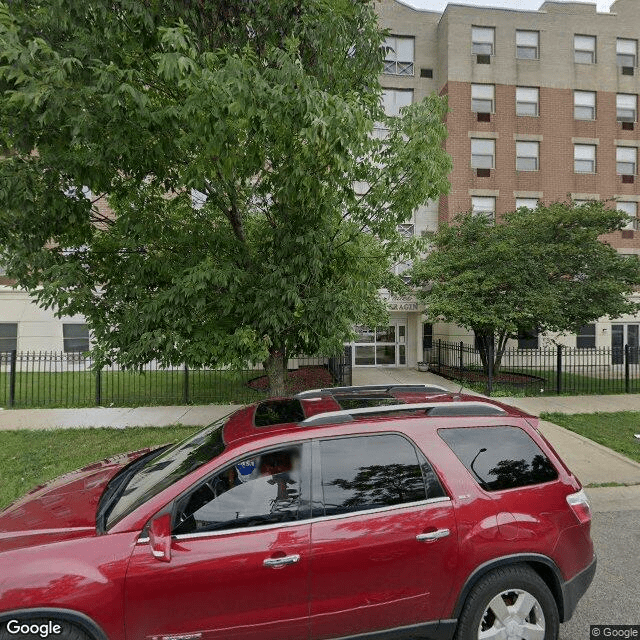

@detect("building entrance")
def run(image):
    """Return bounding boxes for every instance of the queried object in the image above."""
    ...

[352,322,407,367]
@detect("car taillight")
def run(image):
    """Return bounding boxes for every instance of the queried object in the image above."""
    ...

[566,489,592,524]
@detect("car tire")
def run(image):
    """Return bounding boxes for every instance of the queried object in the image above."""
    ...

[455,565,560,640]
[0,618,93,640]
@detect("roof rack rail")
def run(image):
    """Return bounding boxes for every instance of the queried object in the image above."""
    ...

[295,384,450,398]
[299,401,506,426]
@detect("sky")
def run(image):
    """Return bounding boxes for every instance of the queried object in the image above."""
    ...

[401,0,615,12]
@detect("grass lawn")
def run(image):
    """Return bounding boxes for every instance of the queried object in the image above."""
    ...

[542,412,640,464]
[0,426,201,511]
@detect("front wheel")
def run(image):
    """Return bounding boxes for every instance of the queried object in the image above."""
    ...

[455,565,559,640]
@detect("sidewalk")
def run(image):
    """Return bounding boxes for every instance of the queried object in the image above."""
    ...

[1,366,639,508]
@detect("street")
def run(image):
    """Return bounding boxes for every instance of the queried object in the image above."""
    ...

[561,508,640,639]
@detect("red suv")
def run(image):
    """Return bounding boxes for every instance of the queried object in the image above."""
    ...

[0,384,595,640]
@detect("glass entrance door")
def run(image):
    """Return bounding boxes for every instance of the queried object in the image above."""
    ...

[353,322,407,367]
[611,324,640,364]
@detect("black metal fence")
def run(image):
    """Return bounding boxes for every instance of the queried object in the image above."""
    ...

[427,339,640,396]
[0,350,352,409]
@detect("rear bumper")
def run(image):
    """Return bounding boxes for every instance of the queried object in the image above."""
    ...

[561,554,597,621]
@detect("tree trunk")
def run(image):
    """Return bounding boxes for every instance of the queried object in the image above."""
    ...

[474,329,509,378]
[263,349,288,397]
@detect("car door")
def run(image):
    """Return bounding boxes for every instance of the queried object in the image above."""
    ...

[309,433,458,640]
[124,442,312,640]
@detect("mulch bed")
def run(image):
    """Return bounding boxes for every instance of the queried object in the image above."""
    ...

[434,365,545,388]
[247,365,335,394]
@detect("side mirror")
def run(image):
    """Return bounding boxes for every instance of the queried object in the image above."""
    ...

[148,512,172,563]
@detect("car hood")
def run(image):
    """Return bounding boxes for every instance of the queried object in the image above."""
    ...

[0,447,157,552]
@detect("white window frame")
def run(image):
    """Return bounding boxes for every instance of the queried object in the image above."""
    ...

[471,84,495,113]
[617,201,638,230]
[63,323,90,353]
[472,26,495,56]
[574,91,596,120]
[574,35,596,64]
[515,198,539,210]
[617,94,637,122]
[516,87,539,117]
[397,223,415,238]
[616,146,637,175]
[574,144,596,174]
[516,30,539,60]
[471,138,495,169]
[384,36,415,76]
[617,38,637,67]
[471,196,496,220]
[382,89,413,117]
[515,141,539,172]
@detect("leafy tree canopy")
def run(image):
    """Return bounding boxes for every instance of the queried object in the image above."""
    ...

[0,0,451,393]
[411,201,640,373]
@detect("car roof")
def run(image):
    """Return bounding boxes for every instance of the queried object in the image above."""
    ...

[221,385,535,447]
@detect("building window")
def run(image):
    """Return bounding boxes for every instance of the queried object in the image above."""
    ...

[472,26,495,55]
[397,224,415,237]
[516,141,539,171]
[516,30,539,59]
[574,35,596,64]
[516,197,539,210]
[471,84,495,113]
[574,90,596,120]
[0,323,18,353]
[63,324,90,353]
[616,146,637,175]
[517,328,539,350]
[617,201,638,230]
[617,38,637,68]
[471,138,495,169]
[471,196,496,220]
[384,36,414,76]
[576,324,596,349]
[574,144,596,173]
[516,86,539,116]
[617,94,637,122]
[381,89,413,117]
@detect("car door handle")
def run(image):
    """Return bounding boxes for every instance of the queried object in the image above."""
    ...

[263,554,300,568]
[416,528,450,542]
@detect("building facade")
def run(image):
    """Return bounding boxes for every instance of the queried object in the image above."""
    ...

[368,0,640,364]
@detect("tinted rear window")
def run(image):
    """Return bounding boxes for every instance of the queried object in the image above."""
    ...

[254,399,305,426]
[439,426,558,491]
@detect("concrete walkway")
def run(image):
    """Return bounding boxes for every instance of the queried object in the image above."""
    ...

[1,366,639,509]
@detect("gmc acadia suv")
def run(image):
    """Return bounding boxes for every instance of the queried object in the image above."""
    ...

[0,384,596,640]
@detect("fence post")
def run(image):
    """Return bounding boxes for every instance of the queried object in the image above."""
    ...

[9,350,17,408]
[625,344,630,393]
[486,340,493,396]
[183,364,190,404]
[459,341,464,371]
[556,345,563,395]
[437,339,442,371]
[95,367,102,406]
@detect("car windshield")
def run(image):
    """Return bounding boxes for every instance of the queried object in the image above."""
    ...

[105,418,227,529]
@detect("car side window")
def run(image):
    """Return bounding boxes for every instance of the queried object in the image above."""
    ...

[173,445,303,534]
[439,426,558,491]
[318,434,445,517]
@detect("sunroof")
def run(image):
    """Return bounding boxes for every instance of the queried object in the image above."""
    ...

[254,399,305,427]
[335,396,406,410]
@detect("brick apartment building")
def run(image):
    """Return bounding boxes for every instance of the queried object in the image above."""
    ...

[365,0,640,365]
[3,0,640,368]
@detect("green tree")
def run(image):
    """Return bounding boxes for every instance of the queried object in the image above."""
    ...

[411,201,640,376]
[0,0,451,395]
